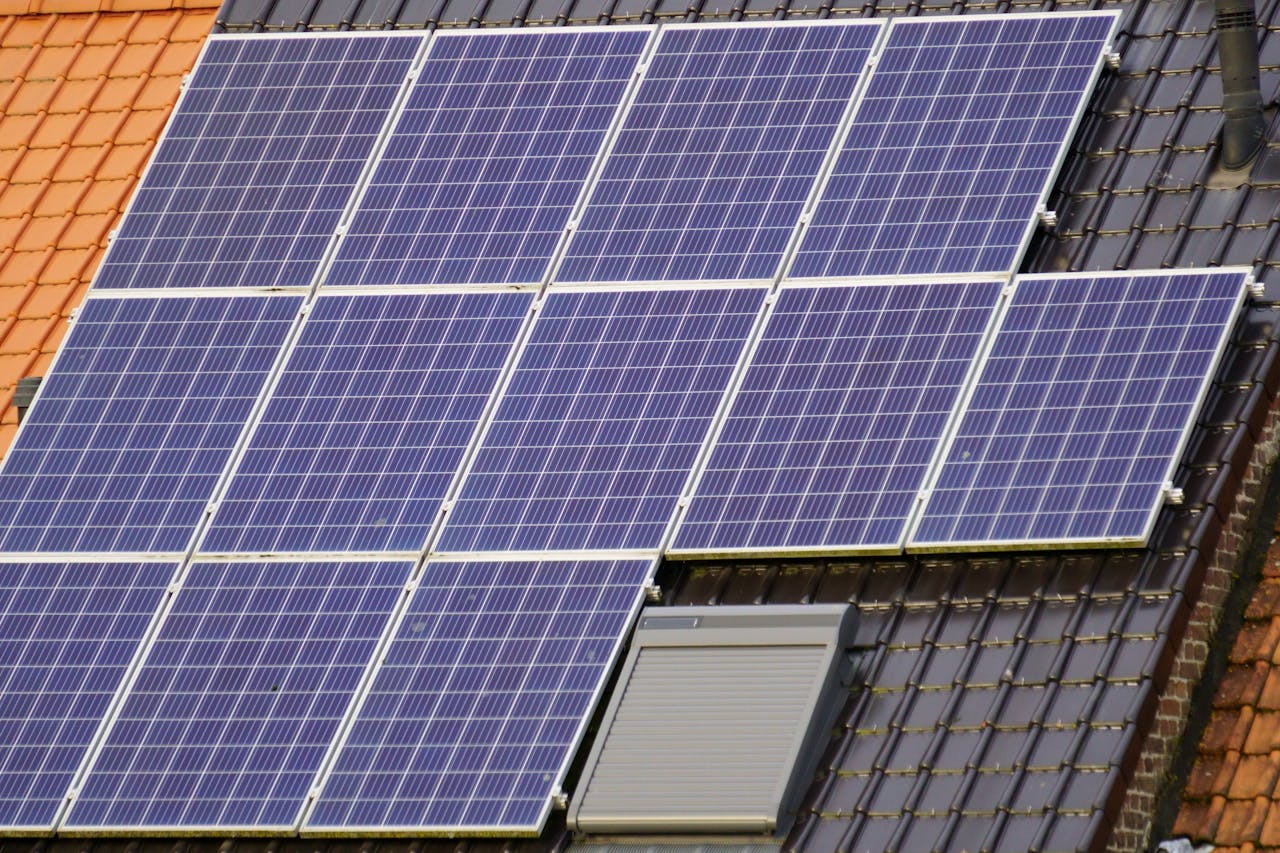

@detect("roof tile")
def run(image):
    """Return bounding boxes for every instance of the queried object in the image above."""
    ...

[48,77,102,112]
[0,252,47,289]
[90,74,141,110]
[84,13,140,44]
[1,17,50,47]
[125,8,180,41]
[109,39,163,77]
[73,109,125,146]
[95,141,150,179]
[1221,799,1273,847]
[6,78,60,114]
[76,177,131,214]
[58,212,113,249]
[17,281,77,320]
[33,178,87,217]
[42,14,96,46]
[52,145,102,181]
[1230,754,1280,800]
[68,43,124,79]
[13,215,71,253]
[27,110,82,148]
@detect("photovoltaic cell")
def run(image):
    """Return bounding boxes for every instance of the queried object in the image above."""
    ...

[556,22,880,285]
[912,270,1247,549]
[0,562,172,830]
[94,34,422,290]
[437,287,765,554]
[674,280,1001,554]
[326,29,650,288]
[307,558,651,834]
[790,12,1116,280]
[203,292,533,555]
[65,560,410,831]
[0,295,299,554]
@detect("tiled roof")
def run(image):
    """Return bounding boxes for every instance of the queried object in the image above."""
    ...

[5,0,1280,850]
[0,1,215,455]
[1176,517,1280,848]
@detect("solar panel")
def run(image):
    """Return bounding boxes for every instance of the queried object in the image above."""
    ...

[673,280,1002,555]
[94,33,423,291]
[911,269,1248,550]
[64,559,411,831]
[0,295,300,554]
[325,28,651,288]
[555,21,881,286]
[305,558,651,834]
[436,287,765,554]
[202,292,533,555]
[0,561,173,831]
[789,12,1117,280]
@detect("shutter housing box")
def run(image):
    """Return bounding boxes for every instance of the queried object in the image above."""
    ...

[568,604,856,836]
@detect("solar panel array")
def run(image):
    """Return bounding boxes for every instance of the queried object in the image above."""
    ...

[327,29,650,288]
[555,22,880,285]
[789,13,1116,280]
[66,560,411,831]
[911,270,1246,549]
[308,558,651,833]
[203,292,533,555]
[4,14,1251,841]
[95,35,423,291]
[672,280,1002,555]
[437,287,765,555]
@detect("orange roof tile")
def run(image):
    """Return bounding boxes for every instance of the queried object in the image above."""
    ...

[0,112,44,148]
[0,6,214,457]
[28,110,84,148]
[1,17,52,48]
[95,141,150,179]
[7,78,61,114]
[1180,536,1280,849]
[67,42,121,78]
[24,41,77,77]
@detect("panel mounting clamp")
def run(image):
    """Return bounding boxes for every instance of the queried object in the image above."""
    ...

[1105,48,1122,71]
[1037,206,1058,230]
[1164,483,1185,506]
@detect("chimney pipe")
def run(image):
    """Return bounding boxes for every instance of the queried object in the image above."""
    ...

[1217,0,1267,170]
[13,376,41,423]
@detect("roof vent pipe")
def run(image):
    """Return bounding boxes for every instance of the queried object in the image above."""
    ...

[13,376,41,423]
[1217,0,1268,170]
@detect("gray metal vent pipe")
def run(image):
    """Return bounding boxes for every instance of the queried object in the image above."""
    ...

[1217,0,1267,170]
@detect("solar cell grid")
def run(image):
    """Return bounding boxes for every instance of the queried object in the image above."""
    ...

[790,12,1117,280]
[911,269,1247,549]
[0,561,173,831]
[65,560,410,831]
[556,21,881,285]
[203,292,533,555]
[0,295,300,554]
[674,280,1001,555]
[436,287,766,554]
[306,558,651,834]
[327,28,651,288]
[95,34,423,291]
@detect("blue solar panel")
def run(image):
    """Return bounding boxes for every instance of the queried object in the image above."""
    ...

[94,34,422,290]
[911,269,1248,549]
[65,560,410,831]
[674,280,1001,554]
[0,295,299,554]
[326,28,650,288]
[437,287,765,554]
[555,21,881,285]
[203,292,533,555]
[790,12,1116,280]
[306,558,651,834]
[0,561,172,830]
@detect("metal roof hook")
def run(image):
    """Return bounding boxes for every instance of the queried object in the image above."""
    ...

[1216,0,1268,171]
